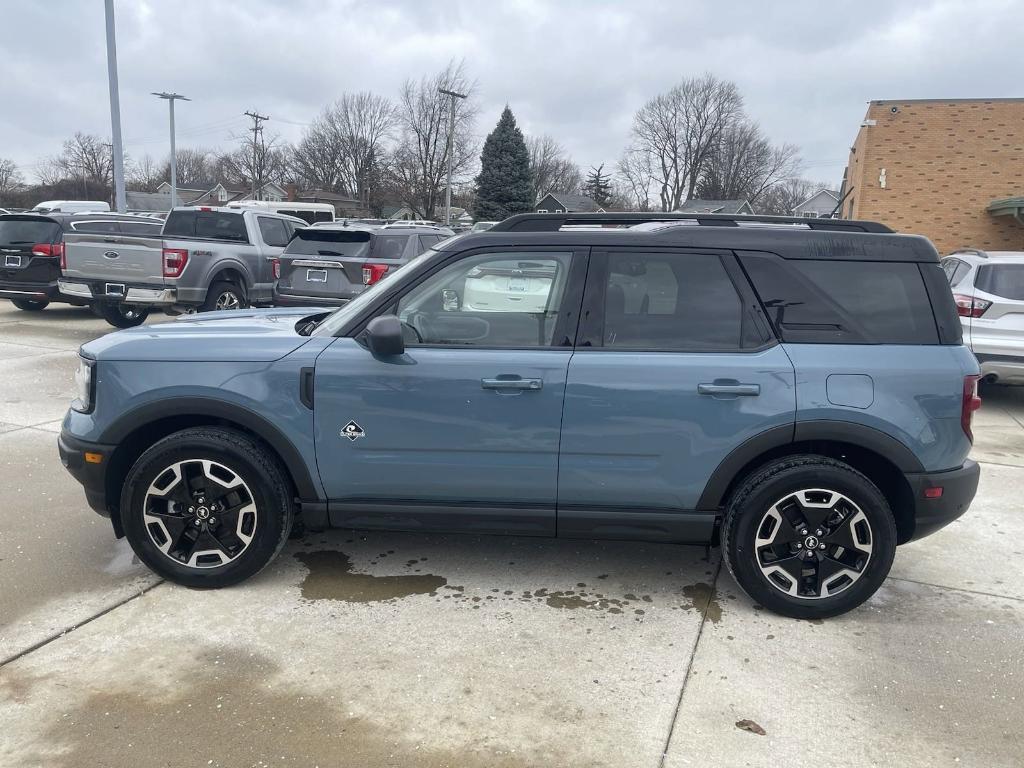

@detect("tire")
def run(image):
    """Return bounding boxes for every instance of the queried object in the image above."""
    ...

[121,427,294,588]
[200,280,248,312]
[722,455,897,620]
[11,298,49,311]
[96,302,150,329]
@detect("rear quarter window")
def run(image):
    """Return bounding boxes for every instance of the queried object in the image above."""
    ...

[739,253,939,344]
[976,264,1024,300]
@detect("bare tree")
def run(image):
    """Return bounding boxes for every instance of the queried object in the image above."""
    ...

[56,132,114,189]
[217,131,289,195]
[526,135,582,199]
[159,147,217,188]
[696,120,801,205]
[125,153,163,192]
[291,92,397,207]
[616,147,655,211]
[0,158,24,199]
[391,60,478,219]
[757,178,831,216]
[629,74,743,210]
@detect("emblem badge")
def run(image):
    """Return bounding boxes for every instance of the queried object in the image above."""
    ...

[341,421,365,441]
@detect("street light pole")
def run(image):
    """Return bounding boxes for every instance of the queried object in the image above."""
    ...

[103,0,126,212]
[152,92,190,209]
[439,88,466,227]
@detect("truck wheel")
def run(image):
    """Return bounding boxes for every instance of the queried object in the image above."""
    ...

[201,281,248,312]
[121,427,294,588]
[11,298,49,311]
[97,302,150,328]
[722,455,897,620]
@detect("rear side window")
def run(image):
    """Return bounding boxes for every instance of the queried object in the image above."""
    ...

[740,253,938,344]
[120,220,163,236]
[372,235,411,260]
[0,217,61,246]
[257,216,289,247]
[597,251,749,350]
[976,264,1024,300]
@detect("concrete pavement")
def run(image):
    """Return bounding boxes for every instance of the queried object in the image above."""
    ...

[0,301,1022,767]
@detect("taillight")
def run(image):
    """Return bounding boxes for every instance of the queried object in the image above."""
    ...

[961,374,982,442]
[162,247,189,278]
[57,242,66,269]
[271,258,281,280]
[362,263,389,285]
[31,243,55,257]
[953,294,991,318]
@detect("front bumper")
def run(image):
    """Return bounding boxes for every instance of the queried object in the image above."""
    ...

[59,430,117,524]
[904,460,980,541]
[59,279,177,306]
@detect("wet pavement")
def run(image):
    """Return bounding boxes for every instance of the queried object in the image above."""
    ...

[0,301,1022,767]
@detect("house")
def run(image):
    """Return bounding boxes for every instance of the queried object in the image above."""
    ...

[675,199,754,215]
[153,180,288,206]
[535,193,603,214]
[792,189,840,218]
[289,188,362,217]
[842,98,1024,253]
[382,204,418,221]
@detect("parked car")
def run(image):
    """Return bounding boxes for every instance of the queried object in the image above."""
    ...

[941,249,1024,384]
[0,212,163,313]
[273,222,453,307]
[31,200,111,214]
[59,212,980,620]
[59,206,305,327]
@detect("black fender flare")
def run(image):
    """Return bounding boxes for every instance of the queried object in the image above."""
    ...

[99,396,321,501]
[696,420,925,510]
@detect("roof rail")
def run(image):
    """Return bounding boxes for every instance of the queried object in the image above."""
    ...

[950,247,988,258]
[489,212,894,234]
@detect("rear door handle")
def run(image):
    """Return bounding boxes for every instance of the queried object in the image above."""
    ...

[698,382,760,396]
[481,377,543,391]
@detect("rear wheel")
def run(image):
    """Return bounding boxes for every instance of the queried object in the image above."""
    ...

[11,298,49,311]
[723,455,897,619]
[121,427,294,588]
[200,280,248,312]
[96,302,150,328]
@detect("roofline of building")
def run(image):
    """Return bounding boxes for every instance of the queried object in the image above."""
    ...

[870,97,1024,105]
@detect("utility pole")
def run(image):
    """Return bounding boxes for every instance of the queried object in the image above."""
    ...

[244,110,269,200]
[438,88,466,226]
[152,92,190,209]
[103,0,126,212]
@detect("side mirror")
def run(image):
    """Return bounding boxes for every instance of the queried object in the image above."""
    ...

[364,314,405,357]
[441,288,460,312]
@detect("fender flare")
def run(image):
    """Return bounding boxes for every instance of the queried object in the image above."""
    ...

[205,257,255,292]
[696,420,925,510]
[99,396,321,501]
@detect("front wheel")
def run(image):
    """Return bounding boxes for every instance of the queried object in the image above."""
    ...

[96,302,150,328]
[11,298,49,311]
[121,427,294,588]
[723,455,897,620]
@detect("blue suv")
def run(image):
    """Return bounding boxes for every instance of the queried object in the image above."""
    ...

[59,212,981,619]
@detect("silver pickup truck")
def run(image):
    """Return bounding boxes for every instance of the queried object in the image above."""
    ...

[59,206,306,327]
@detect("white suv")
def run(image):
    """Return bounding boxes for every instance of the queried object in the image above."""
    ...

[942,249,1024,383]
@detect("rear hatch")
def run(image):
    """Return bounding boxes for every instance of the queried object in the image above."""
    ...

[970,261,1024,359]
[277,229,410,301]
[0,215,62,286]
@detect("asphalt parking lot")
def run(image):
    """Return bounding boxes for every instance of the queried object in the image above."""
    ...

[0,302,1022,768]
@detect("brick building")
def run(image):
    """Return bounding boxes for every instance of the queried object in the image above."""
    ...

[841,98,1024,254]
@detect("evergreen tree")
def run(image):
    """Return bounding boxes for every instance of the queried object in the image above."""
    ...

[583,164,613,208]
[473,106,534,220]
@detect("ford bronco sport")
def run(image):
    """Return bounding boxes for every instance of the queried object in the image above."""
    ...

[59,212,981,619]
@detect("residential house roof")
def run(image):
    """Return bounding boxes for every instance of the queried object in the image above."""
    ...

[676,199,754,214]
[793,189,840,212]
[541,193,602,212]
[126,190,177,212]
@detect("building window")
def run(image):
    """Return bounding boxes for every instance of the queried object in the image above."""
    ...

[537,209,548,213]
[217,188,227,202]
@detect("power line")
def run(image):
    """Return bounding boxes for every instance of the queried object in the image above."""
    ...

[244,110,269,199]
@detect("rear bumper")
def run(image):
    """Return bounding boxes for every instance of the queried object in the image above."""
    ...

[59,279,177,306]
[0,279,63,302]
[974,353,1024,384]
[58,429,116,523]
[273,290,351,308]
[903,460,980,541]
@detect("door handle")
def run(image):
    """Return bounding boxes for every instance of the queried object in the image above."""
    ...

[698,382,760,397]
[103,237,118,242]
[481,377,543,391]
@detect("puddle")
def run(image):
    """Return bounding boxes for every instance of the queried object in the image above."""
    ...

[295,551,447,603]
[682,582,723,623]
[11,646,542,768]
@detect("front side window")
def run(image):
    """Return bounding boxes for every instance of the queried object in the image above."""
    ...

[395,251,572,347]
[599,252,744,350]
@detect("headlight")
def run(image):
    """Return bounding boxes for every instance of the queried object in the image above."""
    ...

[71,357,96,413]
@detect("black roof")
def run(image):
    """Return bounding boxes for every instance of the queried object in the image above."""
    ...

[436,212,939,263]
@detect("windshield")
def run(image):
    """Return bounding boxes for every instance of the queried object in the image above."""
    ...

[312,248,441,336]
[0,217,60,247]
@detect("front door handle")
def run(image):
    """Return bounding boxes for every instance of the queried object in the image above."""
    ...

[698,382,760,397]
[481,376,543,391]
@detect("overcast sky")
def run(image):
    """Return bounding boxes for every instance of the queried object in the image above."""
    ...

[0,0,1019,188]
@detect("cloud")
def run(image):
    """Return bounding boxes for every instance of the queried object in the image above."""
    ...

[0,0,1019,187]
